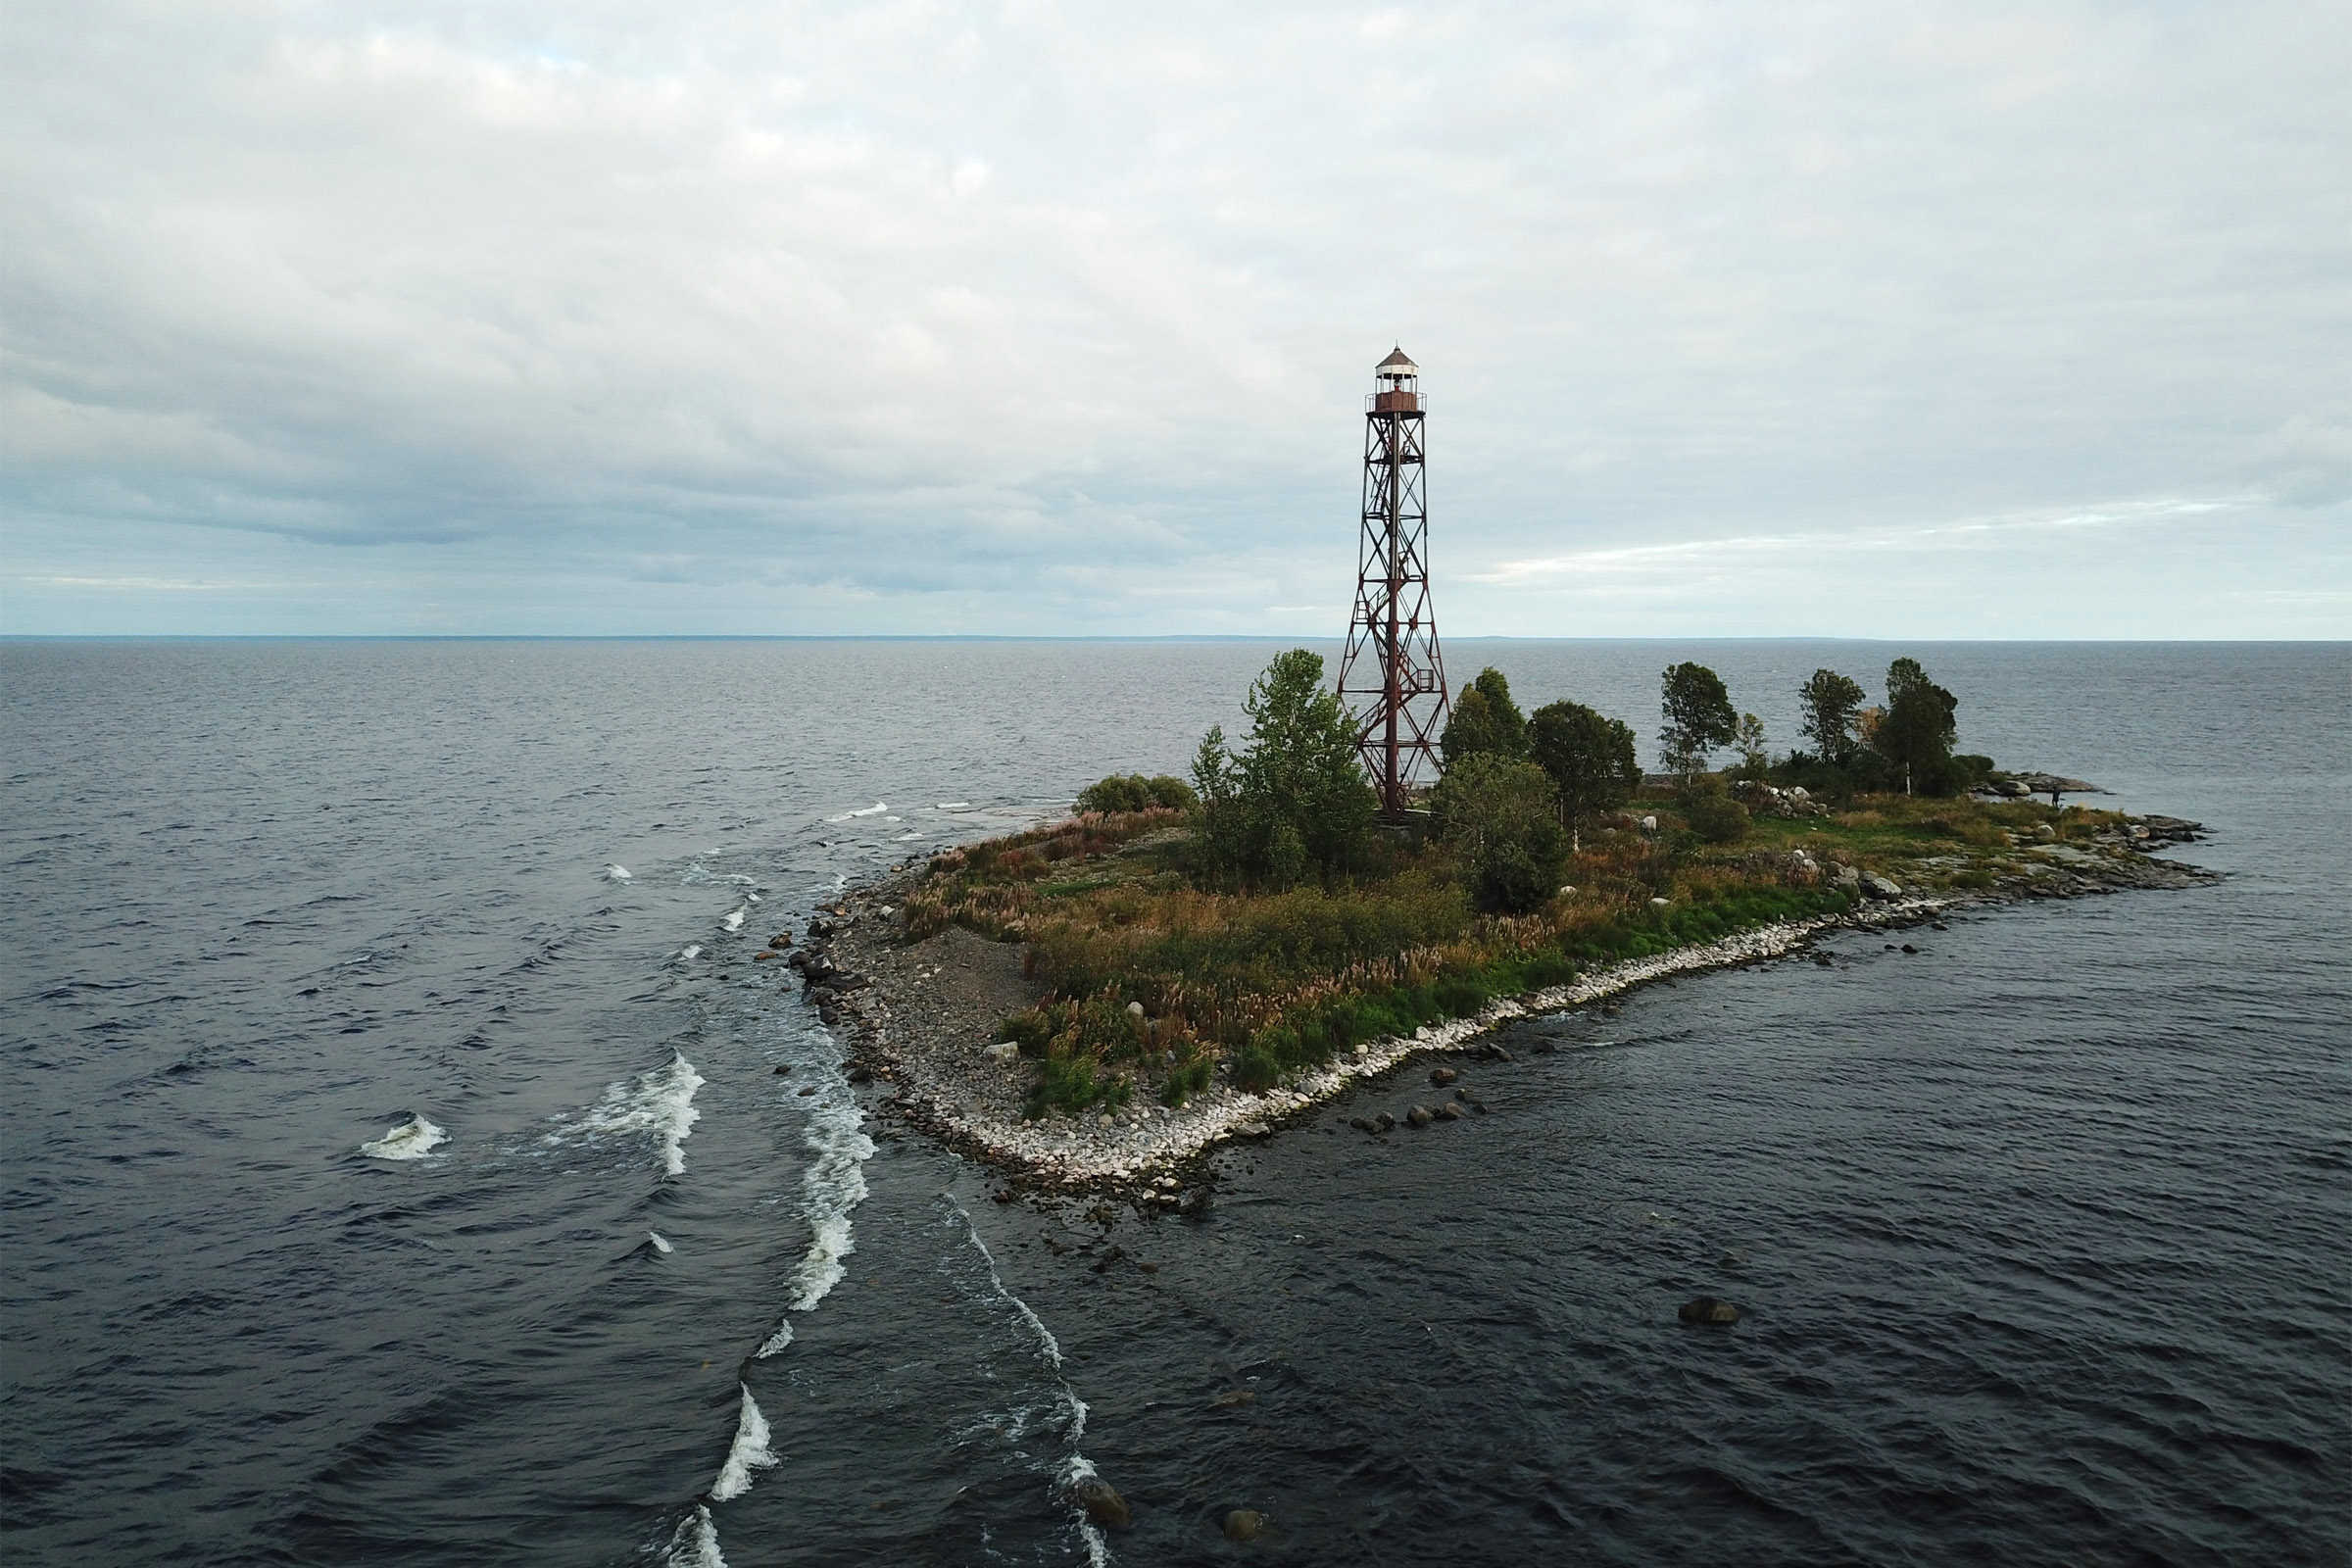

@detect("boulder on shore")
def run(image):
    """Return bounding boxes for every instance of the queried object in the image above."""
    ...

[1678,1297,1740,1325]
[1860,872,1903,899]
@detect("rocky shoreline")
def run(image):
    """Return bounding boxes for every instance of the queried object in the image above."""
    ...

[779,822,2215,1197]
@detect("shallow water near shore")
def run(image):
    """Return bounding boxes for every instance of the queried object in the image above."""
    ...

[3,638,2345,1565]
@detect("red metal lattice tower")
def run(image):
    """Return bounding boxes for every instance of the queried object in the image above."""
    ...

[1337,347,1450,820]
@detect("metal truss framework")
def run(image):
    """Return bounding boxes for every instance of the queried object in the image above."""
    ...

[1337,349,1450,820]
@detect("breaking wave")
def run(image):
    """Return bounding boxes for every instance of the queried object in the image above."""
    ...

[824,802,889,822]
[360,1114,447,1160]
[943,1199,1104,1561]
[663,1504,726,1568]
[709,1386,778,1502]
[572,1053,704,1177]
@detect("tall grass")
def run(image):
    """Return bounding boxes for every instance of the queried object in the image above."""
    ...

[918,804,1853,1114]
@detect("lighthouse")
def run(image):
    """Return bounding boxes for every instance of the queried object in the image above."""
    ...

[1336,348,1450,821]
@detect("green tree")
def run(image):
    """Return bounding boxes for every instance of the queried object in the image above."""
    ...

[1659,662,1738,775]
[1797,668,1868,763]
[1873,658,1959,795]
[1735,712,1769,777]
[1439,666,1529,765]
[1189,650,1377,885]
[1431,754,1566,913]
[1528,699,1640,851]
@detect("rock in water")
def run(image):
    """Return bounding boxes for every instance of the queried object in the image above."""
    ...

[1223,1508,1267,1542]
[1429,1066,1459,1087]
[1405,1105,1434,1128]
[1436,1102,1464,1121]
[1678,1297,1741,1325]
[1066,1476,1132,1528]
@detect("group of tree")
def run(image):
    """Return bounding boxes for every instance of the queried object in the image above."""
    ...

[1434,666,1642,912]
[1790,656,1969,795]
[1106,646,1975,914]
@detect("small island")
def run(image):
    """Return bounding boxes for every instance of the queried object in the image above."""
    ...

[795,652,2212,1193]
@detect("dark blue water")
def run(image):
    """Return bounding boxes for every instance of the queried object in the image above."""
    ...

[3,639,2345,1566]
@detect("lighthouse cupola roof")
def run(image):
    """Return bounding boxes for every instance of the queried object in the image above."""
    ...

[1376,347,1418,381]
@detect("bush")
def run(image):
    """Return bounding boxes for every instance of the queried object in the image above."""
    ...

[1074,772,1198,814]
[1680,777,1751,843]
[1433,754,1567,912]
[1159,1056,1214,1105]
[1025,1055,1131,1119]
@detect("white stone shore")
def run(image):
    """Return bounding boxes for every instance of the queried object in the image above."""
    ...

[886,897,1947,1189]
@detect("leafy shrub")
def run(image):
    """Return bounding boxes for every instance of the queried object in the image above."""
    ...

[1434,754,1567,912]
[1075,773,1197,814]
[1679,777,1750,844]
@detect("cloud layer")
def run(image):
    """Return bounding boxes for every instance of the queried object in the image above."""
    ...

[5,0,2345,634]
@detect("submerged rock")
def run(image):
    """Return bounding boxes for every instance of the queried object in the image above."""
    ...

[1222,1508,1267,1542]
[1067,1476,1132,1528]
[1430,1066,1459,1087]
[1678,1297,1741,1325]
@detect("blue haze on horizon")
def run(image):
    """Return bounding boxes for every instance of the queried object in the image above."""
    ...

[2,1,2345,639]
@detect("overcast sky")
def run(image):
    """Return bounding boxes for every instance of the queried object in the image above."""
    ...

[4,1,2345,637]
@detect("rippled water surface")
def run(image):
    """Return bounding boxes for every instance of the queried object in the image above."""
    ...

[3,639,2345,1566]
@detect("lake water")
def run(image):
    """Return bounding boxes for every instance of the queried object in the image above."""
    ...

[2,638,2344,1566]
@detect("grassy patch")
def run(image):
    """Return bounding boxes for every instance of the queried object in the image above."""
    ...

[902,785,2089,1116]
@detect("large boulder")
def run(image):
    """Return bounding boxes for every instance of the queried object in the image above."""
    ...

[1860,872,1903,899]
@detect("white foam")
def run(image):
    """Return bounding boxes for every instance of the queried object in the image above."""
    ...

[825,802,889,821]
[936,802,971,809]
[605,863,632,881]
[664,1503,727,1568]
[721,906,747,932]
[580,1053,705,1177]
[361,1114,447,1160]
[649,1231,674,1254]
[709,1385,778,1501]
[787,1093,875,1310]
[946,1199,1102,1560]
[677,945,702,962]
[755,1319,794,1358]
[681,863,760,888]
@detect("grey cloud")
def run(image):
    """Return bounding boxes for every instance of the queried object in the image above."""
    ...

[1,0,2344,634]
